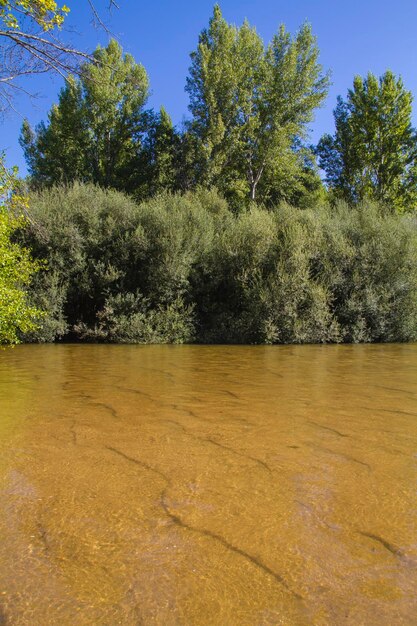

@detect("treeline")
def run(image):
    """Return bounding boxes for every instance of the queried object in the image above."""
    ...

[7,5,417,344]
[20,11,329,210]
[19,7,417,213]
[18,184,417,344]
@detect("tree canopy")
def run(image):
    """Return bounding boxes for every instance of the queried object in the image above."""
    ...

[20,39,149,190]
[317,70,417,212]
[19,7,331,208]
[185,5,329,205]
[16,7,417,217]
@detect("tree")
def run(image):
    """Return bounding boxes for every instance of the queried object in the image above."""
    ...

[20,39,149,190]
[185,5,329,205]
[0,155,42,344]
[316,71,417,212]
[20,76,89,185]
[0,0,118,111]
[136,106,179,198]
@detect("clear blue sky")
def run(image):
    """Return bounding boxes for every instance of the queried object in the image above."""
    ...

[2,0,417,172]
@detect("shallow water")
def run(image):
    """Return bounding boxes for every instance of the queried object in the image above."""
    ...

[0,344,416,625]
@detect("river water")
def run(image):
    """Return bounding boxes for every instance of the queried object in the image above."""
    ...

[0,344,416,625]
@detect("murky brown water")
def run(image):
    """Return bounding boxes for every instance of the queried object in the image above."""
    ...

[0,345,416,625]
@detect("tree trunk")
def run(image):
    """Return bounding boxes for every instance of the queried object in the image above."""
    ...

[248,162,265,201]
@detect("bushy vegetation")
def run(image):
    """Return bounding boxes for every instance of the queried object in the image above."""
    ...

[0,209,43,344]
[2,7,416,346]
[19,183,417,344]
[0,157,43,345]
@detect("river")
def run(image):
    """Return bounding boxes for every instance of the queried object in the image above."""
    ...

[0,344,416,625]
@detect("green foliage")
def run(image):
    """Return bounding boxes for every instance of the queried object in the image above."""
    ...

[20,78,88,186]
[18,8,329,208]
[20,39,149,191]
[18,182,142,340]
[316,202,417,341]
[19,183,417,344]
[20,184,222,343]
[317,71,417,212]
[74,293,195,344]
[21,268,68,342]
[185,5,329,206]
[0,157,43,345]
[0,210,43,344]
[194,204,336,343]
[135,107,179,199]
[197,201,417,343]
[10,9,417,346]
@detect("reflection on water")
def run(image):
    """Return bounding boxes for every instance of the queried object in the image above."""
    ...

[0,344,416,625]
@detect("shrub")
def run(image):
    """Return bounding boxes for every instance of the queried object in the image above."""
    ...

[20,184,222,342]
[74,293,195,343]
[20,183,417,344]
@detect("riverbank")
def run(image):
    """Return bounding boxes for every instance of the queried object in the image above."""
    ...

[18,185,417,346]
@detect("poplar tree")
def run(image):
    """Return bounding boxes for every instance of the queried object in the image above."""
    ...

[20,77,89,186]
[317,71,417,212]
[185,5,329,205]
[20,39,149,191]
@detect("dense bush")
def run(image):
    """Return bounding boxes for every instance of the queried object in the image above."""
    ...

[20,184,223,342]
[20,183,417,344]
[0,157,43,345]
[74,293,195,344]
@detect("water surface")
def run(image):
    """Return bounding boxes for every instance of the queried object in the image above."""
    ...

[0,345,416,625]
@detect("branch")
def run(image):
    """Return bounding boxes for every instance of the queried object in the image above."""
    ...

[0,29,95,63]
[0,1,120,112]
[87,0,111,32]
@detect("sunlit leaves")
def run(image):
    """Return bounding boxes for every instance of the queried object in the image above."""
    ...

[0,0,70,31]
[186,5,329,205]
[0,156,43,345]
[317,71,417,212]
[20,40,150,190]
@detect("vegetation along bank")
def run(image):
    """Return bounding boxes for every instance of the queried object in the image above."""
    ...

[1,6,416,345]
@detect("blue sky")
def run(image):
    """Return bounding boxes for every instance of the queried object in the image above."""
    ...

[2,0,417,172]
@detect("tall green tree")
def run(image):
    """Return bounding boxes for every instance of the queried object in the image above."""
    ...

[20,77,89,186]
[20,39,149,191]
[185,5,329,205]
[317,71,417,212]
